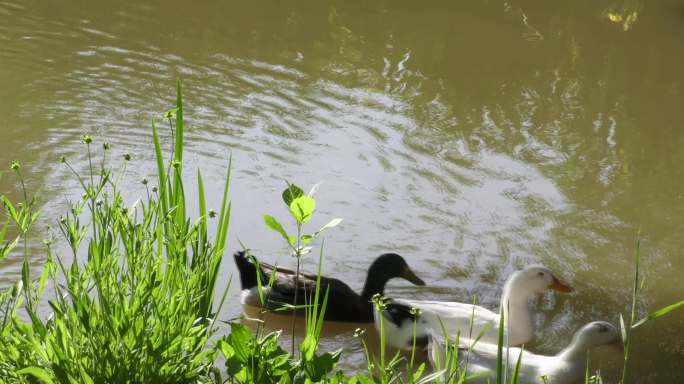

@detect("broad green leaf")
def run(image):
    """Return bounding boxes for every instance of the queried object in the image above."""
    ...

[301,334,316,361]
[264,215,293,245]
[80,371,94,384]
[1,196,20,226]
[0,218,8,242]
[228,323,253,363]
[0,234,19,260]
[218,339,235,358]
[289,196,316,224]
[282,184,304,207]
[411,362,426,382]
[633,300,684,328]
[309,349,341,380]
[17,367,54,383]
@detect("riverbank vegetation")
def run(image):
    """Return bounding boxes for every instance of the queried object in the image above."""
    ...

[0,84,682,383]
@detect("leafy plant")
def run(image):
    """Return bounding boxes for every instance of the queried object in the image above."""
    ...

[263,182,342,354]
[0,81,231,383]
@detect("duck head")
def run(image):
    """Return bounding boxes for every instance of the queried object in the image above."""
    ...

[361,253,425,301]
[558,321,623,362]
[369,253,426,286]
[573,321,622,351]
[507,265,573,296]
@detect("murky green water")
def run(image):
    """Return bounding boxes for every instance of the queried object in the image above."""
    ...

[1,0,683,380]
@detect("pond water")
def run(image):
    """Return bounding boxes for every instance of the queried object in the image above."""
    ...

[1,0,683,381]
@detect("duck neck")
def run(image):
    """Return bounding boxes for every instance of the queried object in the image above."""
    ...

[501,279,534,345]
[556,337,588,363]
[361,273,390,303]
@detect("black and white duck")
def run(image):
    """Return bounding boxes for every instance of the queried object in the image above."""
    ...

[234,251,426,323]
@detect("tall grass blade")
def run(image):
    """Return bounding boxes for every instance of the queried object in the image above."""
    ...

[171,79,186,227]
[632,300,684,328]
[621,235,641,384]
[216,155,232,253]
[151,119,168,216]
[496,305,505,384]
[197,169,207,250]
[585,352,591,384]
[510,347,523,384]
[313,245,330,340]
[174,79,184,165]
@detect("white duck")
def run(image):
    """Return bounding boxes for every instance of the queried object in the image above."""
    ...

[374,266,573,350]
[430,321,623,384]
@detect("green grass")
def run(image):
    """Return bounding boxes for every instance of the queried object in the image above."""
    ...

[0,81,231,383]
[0,83,682,383]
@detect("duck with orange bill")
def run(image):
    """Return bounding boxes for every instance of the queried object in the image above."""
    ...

[429,321,623,384]
[374,265,573,350]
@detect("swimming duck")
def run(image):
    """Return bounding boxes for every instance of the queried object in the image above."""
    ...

[374,266,573,350]
[234,251,426,322]
[430,321,622,384]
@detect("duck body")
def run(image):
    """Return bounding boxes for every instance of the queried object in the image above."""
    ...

[447,345,574,384]
[375,266,573,350]
[430,321,621,384]
[374,300,431,350]
[234,251,425,323]
[391,298,506,343]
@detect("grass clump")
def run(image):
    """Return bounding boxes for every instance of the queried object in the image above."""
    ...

[0,82,231,383]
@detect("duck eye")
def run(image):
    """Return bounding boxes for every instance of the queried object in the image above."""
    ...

[597,325,607,333]
[537,272,544,277]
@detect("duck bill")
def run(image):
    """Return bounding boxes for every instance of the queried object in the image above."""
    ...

[402,267,426,286]
[549,276,573,293]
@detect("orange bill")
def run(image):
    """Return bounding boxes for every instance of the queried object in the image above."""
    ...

[549,276,573,293]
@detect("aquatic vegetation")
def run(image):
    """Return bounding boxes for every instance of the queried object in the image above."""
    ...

[0,82,231,383]
[0,84,681,383]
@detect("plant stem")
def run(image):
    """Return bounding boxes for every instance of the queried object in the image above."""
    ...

[410,317,417,371]
[379,307,385,378]
[87,142,94,187]
[291,222,302,355]
[621,235,641,384]
[16,169,28,208]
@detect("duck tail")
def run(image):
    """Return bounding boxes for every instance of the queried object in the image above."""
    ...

[233,251,259,290]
